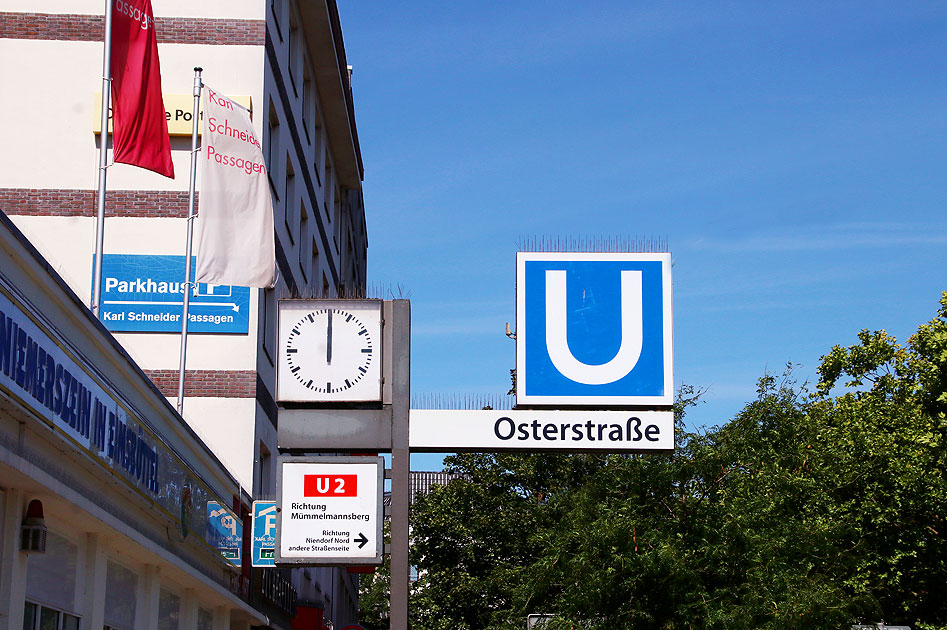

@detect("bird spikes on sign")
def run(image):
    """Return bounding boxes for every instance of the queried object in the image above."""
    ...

[516,236,669,253]
[297,282,412,300]
[411,393,514,411]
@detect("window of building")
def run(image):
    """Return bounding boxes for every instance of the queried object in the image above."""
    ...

[267,100,281,199]
[284,155,296,245]
[26,531,77,617]
[288,12,300,96]
[302,67,314,145]
[258,442,273,497]
[312,238,321,291]
[333,187,342,253]
[262,288,276,364]
[198,608,213,630]
[158,589,181,630]
[104,561,138,629]
[270,0,283,41]
[299,201,310,282]
[23,602,80,630]
[323,151,333,222]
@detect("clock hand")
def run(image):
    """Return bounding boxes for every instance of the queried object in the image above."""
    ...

[326,309,333,364]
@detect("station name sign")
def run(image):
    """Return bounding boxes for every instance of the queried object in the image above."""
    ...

[410,409,673,452]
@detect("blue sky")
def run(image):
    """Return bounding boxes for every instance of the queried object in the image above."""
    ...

[337,2,947,470]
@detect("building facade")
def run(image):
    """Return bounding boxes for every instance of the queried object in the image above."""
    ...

[0,0,369,628]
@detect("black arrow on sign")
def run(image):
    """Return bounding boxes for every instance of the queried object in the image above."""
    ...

[355,532,368,549]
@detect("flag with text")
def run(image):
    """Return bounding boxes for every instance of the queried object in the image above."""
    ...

[196,85,276,288]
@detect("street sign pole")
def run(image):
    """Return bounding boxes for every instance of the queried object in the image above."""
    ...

[388,300,411,630]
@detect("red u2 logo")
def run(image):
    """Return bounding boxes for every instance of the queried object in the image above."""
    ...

[303,474,357,497]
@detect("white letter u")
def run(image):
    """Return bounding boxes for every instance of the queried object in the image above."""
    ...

[545,270,643,385]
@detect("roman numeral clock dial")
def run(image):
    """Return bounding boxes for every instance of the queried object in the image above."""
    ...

[277,300,383,403]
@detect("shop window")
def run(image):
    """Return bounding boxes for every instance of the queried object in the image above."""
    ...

[25,532,77,616]
[158,589,181,630]
[105,561,137,629]
[23,602,79,630]
[198,608,213,630]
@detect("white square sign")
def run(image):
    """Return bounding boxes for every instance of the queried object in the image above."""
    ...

[275,456,384,565]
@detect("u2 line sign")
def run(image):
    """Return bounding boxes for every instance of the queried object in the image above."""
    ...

[275,456,384,566]
[410,410,673,452]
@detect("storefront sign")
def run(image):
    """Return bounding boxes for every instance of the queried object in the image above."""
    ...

[99,254,250,334]
[0,278,242,569]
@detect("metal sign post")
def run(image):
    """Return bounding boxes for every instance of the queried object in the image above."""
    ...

[387,300,411,630]
[275,299,411,630]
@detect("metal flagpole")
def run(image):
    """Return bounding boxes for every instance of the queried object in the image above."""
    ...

[91,0,114,317]
[177,67,203,416]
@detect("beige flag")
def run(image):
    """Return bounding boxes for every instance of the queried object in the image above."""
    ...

[195,85,276,288]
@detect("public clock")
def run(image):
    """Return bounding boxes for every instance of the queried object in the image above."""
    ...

[277,300,383,403]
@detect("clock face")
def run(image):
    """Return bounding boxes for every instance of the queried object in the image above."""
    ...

[277,300,383,402]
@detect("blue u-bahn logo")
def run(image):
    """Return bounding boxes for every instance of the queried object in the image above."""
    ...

[516,253,673,406]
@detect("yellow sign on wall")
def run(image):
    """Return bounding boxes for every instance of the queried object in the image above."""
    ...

[93,93,253,136]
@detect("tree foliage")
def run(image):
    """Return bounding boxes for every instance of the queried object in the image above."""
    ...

[362,294,947,630]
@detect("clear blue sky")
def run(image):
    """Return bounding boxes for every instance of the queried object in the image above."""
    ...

[337,2,947,470]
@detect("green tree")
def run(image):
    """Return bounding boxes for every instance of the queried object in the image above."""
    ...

[400,294,947,630]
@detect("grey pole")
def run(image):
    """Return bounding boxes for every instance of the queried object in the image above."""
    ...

[176,67,203,415]
[91,0,114,317]
[389,300,411,630]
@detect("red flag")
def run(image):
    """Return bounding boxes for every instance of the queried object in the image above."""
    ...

[110,0,174,178]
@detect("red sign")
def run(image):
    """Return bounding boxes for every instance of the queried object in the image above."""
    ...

[304,474,357,497]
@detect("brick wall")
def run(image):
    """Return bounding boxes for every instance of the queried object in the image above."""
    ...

[0,188,195,218]
[0,12,265,45]
[145,369,256,398]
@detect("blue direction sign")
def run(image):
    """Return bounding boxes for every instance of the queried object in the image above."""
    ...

[97,254,250,333]
[252,501,277,567]
[206,501,242,567]
[516,252,673,406]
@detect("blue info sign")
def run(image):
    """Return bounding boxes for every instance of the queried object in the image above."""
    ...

[516,252,673,406]
[98,254,250,333]
[251,501,277,567]
[206,501,242,567]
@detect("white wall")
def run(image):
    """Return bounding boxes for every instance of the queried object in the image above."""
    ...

[5,0,263,20]
[0,39,264,190]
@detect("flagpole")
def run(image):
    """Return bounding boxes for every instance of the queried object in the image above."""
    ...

[177,67,203,416]
[91,0,114,317]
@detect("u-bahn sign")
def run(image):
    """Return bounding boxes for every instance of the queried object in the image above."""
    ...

[275,456,384,566]
[516,252,673,407]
